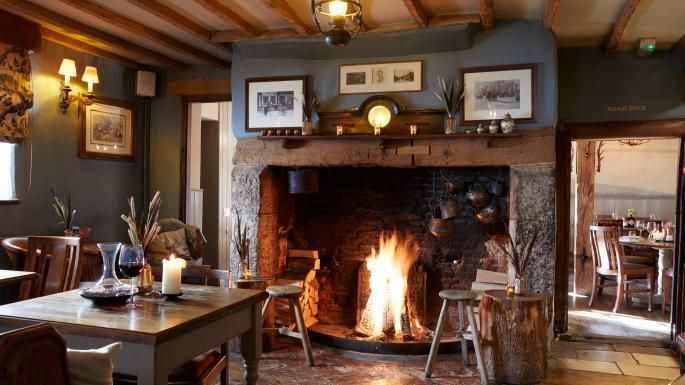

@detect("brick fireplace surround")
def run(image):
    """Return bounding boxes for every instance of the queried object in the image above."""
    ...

[231,128,556,333]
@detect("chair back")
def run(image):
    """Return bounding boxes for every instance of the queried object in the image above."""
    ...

[589,225,625,274]
[22,236,83,300]
[151,264,230,287]
[0,323,71,385]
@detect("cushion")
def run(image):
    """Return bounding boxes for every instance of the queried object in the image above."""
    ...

[147,227,191,262]
[67,342,122,385]
[677,333,685,354]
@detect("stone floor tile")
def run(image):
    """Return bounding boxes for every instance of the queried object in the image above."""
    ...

[577,349,637,363]
[671,374,685,385]
[617,362,681,381]
[613,344,676,356]
[550,357,622,375]
[543,367,668,385]
[633,353,680,368]
[551,344,578,359]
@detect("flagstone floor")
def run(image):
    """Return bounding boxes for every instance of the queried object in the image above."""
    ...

[223,336,681,385]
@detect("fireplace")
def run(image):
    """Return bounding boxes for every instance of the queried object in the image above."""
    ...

[231,131,556,354]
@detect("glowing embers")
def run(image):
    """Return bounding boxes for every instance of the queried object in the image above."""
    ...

[354,232,428,341]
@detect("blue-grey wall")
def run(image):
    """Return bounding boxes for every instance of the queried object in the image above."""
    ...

[0,39,144,241]
[231,21,558,138]
[559,47,685,122]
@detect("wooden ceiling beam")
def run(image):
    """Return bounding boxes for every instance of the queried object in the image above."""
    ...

[605,0,642,53]
[40,28,147,70]
[56,0,230,68]
[403,0,428,27]
[260,0,311,35]
[0,0,189,69]
[194,0,260,36]
[475,0,495,30]
[211,13,480,43]
[124,0,232,54]
[543,0,560,29]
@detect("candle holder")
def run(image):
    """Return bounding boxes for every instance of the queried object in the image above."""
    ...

[336,125,344,136]
[162,292,183,301]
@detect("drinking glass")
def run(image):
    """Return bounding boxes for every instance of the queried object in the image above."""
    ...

[635,220,645,237]
[646,221,657,241]
[119,244,144,309]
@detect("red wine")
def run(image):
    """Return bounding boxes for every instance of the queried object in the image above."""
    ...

[120,263,143,278]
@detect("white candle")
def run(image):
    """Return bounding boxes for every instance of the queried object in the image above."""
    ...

[162,254,186,294]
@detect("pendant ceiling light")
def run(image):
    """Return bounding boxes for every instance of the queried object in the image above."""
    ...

[311,0,362,47]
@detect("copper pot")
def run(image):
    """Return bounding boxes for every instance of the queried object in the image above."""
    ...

[444,179,465,194]
[489,180,506,197]
[466,183,490,208]
[439,197,462,219]
[475,199,501,223]
[429,206,454,238]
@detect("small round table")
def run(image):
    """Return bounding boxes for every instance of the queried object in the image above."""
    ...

[619,236,674,296]
[480,290,548,384]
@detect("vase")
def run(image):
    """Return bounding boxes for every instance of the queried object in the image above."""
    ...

[239,260,252,279]
[302,119,313,136]
[500,113,515,133]
[444,116,457,134]
[514,275,526,295]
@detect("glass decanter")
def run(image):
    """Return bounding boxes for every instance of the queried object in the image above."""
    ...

[81,242,129,297]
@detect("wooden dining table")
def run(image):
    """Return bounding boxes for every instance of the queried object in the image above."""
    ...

[0,284,268,385]
[0,270,37,286]
[619,236,674,296]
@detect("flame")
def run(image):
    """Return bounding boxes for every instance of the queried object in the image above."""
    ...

[364,232,419,338]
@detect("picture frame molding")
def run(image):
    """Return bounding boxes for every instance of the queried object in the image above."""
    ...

[338,60,423,95]
[244,75,308,133]
[459,63,537,125]
[78,95,136,161]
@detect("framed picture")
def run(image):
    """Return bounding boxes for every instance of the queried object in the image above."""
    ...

[245,76,307,133]
[79,96,135,161]
[339,60,422,95]
[460,63,536,125]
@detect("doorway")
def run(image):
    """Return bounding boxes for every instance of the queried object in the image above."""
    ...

[182,100,234,270]
[568,138,678,342]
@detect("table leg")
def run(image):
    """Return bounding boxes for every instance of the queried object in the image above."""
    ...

[240,304,262,385]
[221,341,228,385]
[658,249,674,296]
[136,346,167,385]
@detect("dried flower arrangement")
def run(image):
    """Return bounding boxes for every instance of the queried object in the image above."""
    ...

[302,94,318,121]
[120,191,162,251]
[232,208,251,269]
[490,221,540,277]
[433,76,464,118]
[51,189,76,232]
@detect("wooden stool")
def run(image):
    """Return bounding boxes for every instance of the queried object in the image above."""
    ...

[261,285,315,366]
[424,290,488,384]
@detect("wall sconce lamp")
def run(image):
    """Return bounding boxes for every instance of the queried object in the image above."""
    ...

[59,59,99,113]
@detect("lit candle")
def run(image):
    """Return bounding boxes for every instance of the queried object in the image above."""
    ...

[410,124,418,135]
[162,254,186,294]
[336,125,344,136]
[374,125,381,135]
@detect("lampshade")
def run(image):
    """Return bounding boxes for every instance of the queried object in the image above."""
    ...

[58,59,77,78]
[368,105,391,128]
[311,0,362,47]
[81,66,99,84]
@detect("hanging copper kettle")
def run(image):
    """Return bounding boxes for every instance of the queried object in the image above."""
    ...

[476,198,501,224]
[466,181,490,208]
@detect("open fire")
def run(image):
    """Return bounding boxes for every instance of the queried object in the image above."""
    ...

[354,232,429,341]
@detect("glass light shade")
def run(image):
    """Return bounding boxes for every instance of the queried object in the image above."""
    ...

[311,0,362,47]
[329,1,348,16]
[368,105,391,128]
[81,66,99,84]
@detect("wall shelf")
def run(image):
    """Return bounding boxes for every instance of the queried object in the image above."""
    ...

[257,132,522,149]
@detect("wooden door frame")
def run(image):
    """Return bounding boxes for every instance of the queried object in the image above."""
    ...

[179,95,231,221]
[554,118,685,335]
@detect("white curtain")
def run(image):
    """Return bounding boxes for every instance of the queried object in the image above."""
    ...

[0,143,15,200]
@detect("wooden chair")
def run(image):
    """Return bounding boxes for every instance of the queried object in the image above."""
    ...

[0,323,71,385]
[115,267,230,385]
[662,267,674,315]
[20,236,83,300]
[588,226,655,313]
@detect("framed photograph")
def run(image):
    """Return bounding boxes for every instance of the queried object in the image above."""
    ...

[339,60,422,94]
[245,76,307,132]
[460,63,536,125]
[79,96,135,161]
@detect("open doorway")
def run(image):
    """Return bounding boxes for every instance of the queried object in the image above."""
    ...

[568,138,679,342]
[183,100,234,270]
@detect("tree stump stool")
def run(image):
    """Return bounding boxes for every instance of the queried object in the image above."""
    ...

[262,285,315,366]
[480,290,548,384]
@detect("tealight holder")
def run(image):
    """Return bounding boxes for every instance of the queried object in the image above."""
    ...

[410,124,418,136]
[374,126,381,135]
[336,125,344,136]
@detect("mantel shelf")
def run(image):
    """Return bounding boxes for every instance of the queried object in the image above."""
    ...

[257,132,522,149]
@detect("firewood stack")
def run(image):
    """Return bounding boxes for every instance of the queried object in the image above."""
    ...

[273,249,321,329]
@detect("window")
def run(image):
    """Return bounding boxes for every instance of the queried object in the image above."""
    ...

[0,142,16,201]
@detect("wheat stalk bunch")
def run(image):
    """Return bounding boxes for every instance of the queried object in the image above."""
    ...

[490,221,540,277]
[120,191,162,251]
[433,76,464,118]
[51,189,76,231]
[232,208,251,265]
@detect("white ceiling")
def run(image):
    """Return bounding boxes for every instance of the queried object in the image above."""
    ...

[2,0,683,68]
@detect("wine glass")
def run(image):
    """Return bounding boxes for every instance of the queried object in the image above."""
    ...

[635,220,645,237]
[119,244,144,309]
[646,221,657,241]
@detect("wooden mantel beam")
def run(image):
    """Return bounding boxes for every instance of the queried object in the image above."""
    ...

[403,0,428,28]
[40,28,147,70]
[194,0,261,37]
[56,0,231,68]
[260,0,311,35]
[542,0,560,29]
[0,0,189,70]
[124,0,232,54]
[475,0,495,30]
[605,0,642,53]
